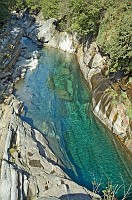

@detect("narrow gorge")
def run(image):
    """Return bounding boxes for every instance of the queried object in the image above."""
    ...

[37,17,132,154]
[0,8,132,200]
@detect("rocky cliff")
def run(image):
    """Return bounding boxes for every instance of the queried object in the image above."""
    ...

[37,18,78,53]
[37,18,132,153]
[0,25,22,102]
[77,42,132,153]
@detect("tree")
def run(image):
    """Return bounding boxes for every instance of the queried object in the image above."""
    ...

[97,0,132,73]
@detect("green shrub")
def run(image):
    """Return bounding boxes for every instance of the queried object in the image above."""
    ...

[97,0,132,73]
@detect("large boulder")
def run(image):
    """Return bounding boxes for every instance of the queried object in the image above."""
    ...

[38,18,57,43]
[37,18,78,53]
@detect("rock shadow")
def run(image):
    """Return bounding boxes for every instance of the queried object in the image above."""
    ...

[60,193,91,200]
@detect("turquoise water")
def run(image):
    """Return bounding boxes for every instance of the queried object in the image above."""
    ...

[15,43,132,199]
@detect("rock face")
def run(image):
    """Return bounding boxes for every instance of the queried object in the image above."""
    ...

[38,18,78,53]
[76,42,132,153]
[0,25,22,101]
[0,95,99,200]
[0,11,42,103]
[37,18,132,153]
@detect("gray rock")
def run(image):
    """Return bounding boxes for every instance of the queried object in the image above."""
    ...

[38,18,57,43]
[37,18,78,53]
[26,24,36,37]
[23,52,32,59]
[32,50,40,59]
[20,42,27,49]
[76,41,132,153]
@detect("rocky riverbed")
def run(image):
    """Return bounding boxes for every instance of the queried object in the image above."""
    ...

[0,11,101,200]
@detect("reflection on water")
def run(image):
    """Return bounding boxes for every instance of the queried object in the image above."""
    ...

[15,44,132,199]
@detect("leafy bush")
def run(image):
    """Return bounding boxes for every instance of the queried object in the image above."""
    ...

[0,1,10,26]
[66,0,101,37]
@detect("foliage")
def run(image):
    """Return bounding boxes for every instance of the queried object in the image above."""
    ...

[37,0,102,37]
[9,147,16,155]
[0,0,10,25]
[63,0,102,36]
[11,0,25,10]
[92,175,132,200]
[0,0,132,73]
[39,0,60,19]
[97,0,132,74]
[0,0,23,25]
[126,105,132,120]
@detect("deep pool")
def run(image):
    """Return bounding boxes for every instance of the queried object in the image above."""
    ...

[15,41,132,199]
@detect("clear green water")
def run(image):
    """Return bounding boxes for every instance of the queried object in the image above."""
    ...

[15,42,132,199]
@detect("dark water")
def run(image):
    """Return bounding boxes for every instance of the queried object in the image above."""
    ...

[15,40,132,199]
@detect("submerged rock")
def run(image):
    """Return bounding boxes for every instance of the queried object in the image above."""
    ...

[55,88,73,102]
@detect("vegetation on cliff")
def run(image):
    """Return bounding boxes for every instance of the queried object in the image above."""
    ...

[0,0,131,82]
[0,0,11,25]
[97,0,132,74]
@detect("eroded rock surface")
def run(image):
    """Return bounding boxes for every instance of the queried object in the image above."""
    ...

[77,42,132,153]
[37,18,78,53]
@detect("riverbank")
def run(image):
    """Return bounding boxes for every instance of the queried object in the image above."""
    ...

[0,12,101,200]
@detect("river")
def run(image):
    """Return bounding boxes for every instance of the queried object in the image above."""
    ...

[15,39,132,199]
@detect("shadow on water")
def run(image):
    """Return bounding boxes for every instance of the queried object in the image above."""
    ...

[20,106,35,129]
[20,114,84,188]
[14,42,132,200]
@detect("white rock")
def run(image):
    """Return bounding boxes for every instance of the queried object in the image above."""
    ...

[28,58,38,71]
[10,166,18,200]
[0,161,12,200]
[38,18,57,42]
